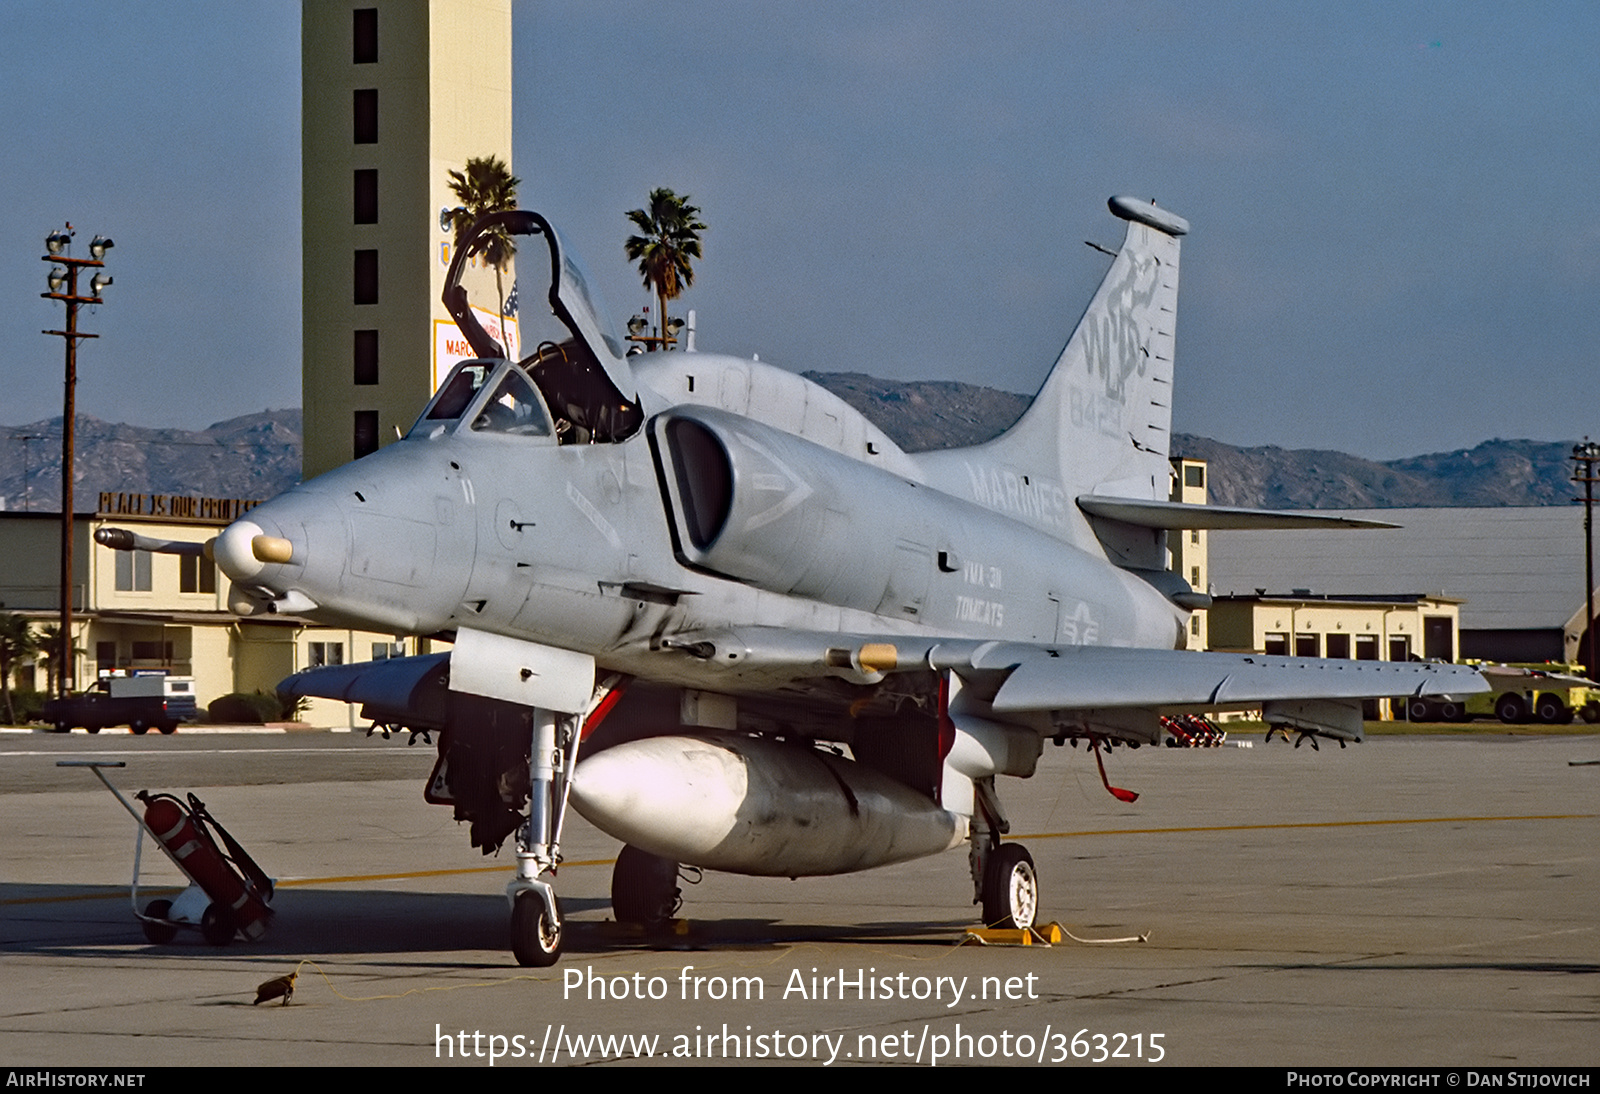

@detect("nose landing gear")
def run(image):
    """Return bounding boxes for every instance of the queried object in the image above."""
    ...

[510,887,563,967]
[507,705,581,967]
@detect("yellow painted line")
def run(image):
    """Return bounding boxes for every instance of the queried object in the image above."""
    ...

[274,858,616,888]
[1015,813,1596,840]
[11,816,1590,907]
[2,860,618,906]
[3,888,180,906]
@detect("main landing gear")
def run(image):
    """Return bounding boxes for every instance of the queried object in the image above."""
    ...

[982,843,1038,930]
[611,845,682,927]
[969,777,1040,931]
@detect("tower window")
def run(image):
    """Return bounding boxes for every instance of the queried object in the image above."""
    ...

[354,169,378,224]
[353,8,377,64]
[353,89,377,143]
[354,330,379,385]
[354,250,378,304]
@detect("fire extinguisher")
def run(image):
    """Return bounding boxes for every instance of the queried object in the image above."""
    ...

[137,791,273,943]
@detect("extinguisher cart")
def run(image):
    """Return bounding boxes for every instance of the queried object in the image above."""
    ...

[60,760,275,945]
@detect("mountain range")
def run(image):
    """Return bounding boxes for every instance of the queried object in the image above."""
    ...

[0,374,1577,513]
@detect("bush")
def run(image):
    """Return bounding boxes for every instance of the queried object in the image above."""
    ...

[207,691,283,724]
[5,689,47,723]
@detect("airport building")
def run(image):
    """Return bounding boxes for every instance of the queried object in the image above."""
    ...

[1208,507,1594,671]
[301,0,515,480]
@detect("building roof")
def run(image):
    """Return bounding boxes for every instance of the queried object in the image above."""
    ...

[1212,592,1462,607]
[1208,507,1588,631]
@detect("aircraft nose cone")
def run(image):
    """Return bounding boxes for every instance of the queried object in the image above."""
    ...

[214,518,299,583]
[214,519,268,581]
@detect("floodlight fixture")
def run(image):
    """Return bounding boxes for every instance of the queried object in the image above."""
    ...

[90,271,112,296]
[627,315,648,335]
[47,267,68,292]
[45,229,71,255]
[89,235,113,259]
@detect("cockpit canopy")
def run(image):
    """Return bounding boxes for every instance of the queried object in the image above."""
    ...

[421,361,552,438]
[438,210,643,445]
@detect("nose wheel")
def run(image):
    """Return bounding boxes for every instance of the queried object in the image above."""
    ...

[510,888,563,967]
[507,703,588,967]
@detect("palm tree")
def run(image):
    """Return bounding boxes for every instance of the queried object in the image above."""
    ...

[0,614,37,725]
[625,189,706,348]
[445,155,521,348]
[34,623,74,698]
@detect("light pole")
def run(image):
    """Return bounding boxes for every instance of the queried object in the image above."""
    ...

[625,309,684,352]
[40,225,113,700]
[1572,440,1600,678]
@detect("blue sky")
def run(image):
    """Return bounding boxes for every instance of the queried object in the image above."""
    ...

[2,2,1597,459]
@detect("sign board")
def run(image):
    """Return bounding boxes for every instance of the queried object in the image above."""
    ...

[434,306,520,391]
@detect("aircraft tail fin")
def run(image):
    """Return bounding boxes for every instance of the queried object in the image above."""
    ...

[924,197,1187,548]
[1017,196,1186,499]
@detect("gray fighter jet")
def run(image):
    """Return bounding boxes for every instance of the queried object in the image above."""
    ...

[122,198,1486,966]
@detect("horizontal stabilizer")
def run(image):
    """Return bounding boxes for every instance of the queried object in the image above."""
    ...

[1077,496,1399,531]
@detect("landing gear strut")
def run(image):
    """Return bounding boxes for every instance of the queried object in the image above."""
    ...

[506,706,583,967]
[968,776,1040,930]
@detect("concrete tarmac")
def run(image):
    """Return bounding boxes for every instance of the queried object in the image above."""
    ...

[2,729,1595,1067]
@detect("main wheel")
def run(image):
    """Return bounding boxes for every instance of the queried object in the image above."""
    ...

[1406,699,1432,722]
[85,725,100,735]
[982,843,1038,931]
[611,845,681,926]
[511,891,562,967]
[130,720,149,736]
[141,899,177,945]
[1495,693,1528,725]
[158,722,178,735]
[201,903,235,946]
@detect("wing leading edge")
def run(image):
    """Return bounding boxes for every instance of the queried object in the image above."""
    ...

[279,631,1487,747]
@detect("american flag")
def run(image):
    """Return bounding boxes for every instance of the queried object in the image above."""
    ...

[504,280,519,318]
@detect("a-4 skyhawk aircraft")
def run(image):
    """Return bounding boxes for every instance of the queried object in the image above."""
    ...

[104,196,1485,966]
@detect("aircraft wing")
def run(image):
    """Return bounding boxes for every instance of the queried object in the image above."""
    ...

[1475,663,1596,689]
[278,630,1486,746]
[668,626,1483,698]
[661,627,1488,742]
[938,642,1484,710]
